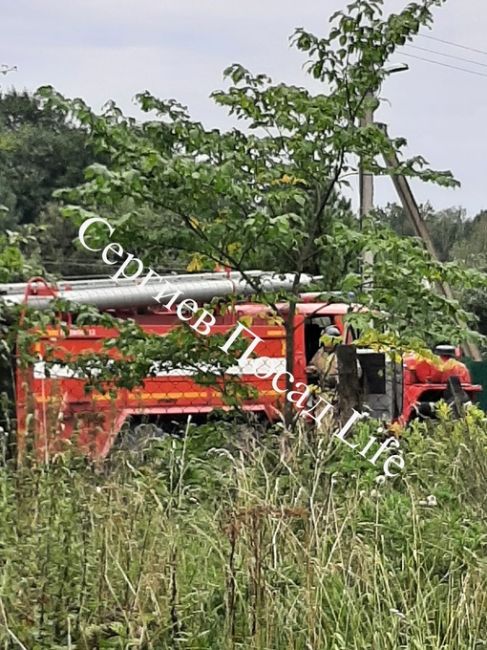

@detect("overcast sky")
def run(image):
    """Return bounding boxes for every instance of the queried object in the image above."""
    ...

[2,0,487,217]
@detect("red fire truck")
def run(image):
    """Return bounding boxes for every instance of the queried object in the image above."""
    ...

[6,274,482,460]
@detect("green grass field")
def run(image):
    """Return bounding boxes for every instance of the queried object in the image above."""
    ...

[1,409,487,649]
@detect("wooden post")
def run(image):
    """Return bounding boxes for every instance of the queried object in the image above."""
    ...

[336,345,362,424]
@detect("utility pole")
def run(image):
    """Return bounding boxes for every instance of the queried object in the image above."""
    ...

[360,66,408,287]
[359,94,375,287]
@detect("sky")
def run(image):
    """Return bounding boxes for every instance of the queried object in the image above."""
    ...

[1,0,487,217]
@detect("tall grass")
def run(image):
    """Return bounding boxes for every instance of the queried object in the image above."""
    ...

[1,408,487,649]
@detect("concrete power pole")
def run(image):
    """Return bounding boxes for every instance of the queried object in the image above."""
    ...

[360,68,408,288]
[359,97,375,287]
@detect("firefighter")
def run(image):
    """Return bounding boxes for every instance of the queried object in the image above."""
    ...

[306,325,342,392]
[433,343,461,361]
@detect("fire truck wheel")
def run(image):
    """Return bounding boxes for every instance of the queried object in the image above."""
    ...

[118,421,167,452]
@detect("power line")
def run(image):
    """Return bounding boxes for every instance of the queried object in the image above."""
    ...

[419,34,487,57]
[406,44,487,69]
[399,52,487,78]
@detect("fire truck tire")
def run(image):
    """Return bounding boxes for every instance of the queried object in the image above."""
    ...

[117,420,168,452]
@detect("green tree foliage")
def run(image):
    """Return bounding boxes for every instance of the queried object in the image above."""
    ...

[0,90,95,227]
[451,212,487,338]
[37,0,486,361]
[0,90,105,278]
[376,204,487,337]
[0,226,43,282]
[36,202,110,277]
[329,219,485,350]
[452,210,487,269]
[376,202,468,262]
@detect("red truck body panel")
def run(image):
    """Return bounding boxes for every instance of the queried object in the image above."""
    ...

[15,301,482,459]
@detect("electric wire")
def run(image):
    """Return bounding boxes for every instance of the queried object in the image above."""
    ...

[418,33,487,57]
[399,52,487,78]
[406,44,487,69]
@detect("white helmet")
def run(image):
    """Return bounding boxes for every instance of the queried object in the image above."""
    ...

[324,325,341,338]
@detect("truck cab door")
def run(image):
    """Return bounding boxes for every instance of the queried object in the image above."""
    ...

[356,350,403,422]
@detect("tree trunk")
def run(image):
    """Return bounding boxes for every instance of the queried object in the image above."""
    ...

[284,301,297,430]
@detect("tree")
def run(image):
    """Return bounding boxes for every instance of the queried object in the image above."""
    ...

[0,90,107,279]
[0,226,43,282]
[449,211,487,339]
[35,0,486,422]
[376,202,468,262]
[452,211,487,269]
[0,90,97,227]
